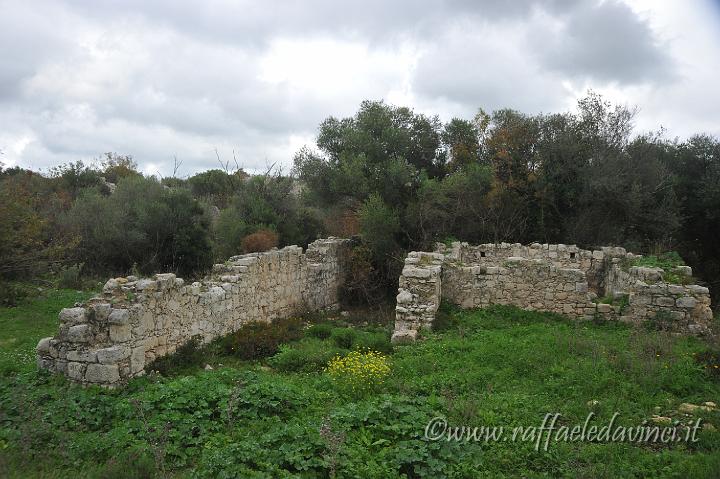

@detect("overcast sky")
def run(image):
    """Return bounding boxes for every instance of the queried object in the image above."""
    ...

[1,0,718,177]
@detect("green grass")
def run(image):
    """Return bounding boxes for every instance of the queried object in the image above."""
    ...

[630,251,686,271]
[0,289,93,375]
[626,251,693,285]
[1,294,719,478]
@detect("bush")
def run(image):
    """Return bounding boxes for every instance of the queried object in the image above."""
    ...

[354,331,393,354]
[331,328,357,349]
[91,450,156,479]
[306,322,334,340]
[221,317,304,360]
[326,350,392,397]
[147,335,206,375]
[56,263,84,289]
[65,176,213,277]
[269,338,346,373]
[241,229,278,253]
[0,281,31,307]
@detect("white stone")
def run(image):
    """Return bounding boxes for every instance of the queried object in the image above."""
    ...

[67,324,92,343]
[67,350,97,362]
[59,307,87,325]
[109,324,131,343]
[108,308,130,325]
[135,279,157,291]
[397,290,413,304]
[676,296,697,309]
[403,267,432,279]
[85,363,120,383]
[97,346,130,364]
[131,346,145,374]
[391,329,418,344]
[36,337,52,355]
[596,303,612,313]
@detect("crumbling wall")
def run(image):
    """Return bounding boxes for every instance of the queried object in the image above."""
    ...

[37,238,350,386]
[441,258,591,316]
[391,252,444,344]
[392,242,714,342]
[602,259,713,334]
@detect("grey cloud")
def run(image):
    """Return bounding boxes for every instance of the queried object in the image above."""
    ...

[533,1,674,83]
[0,0,699,177]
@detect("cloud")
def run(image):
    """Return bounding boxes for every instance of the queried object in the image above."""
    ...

[0,0,715,176]
[533,1,674,84]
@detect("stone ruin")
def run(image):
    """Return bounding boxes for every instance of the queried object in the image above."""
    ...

[36,236,715,385]
[392,242,714,343]
[36,238,351,387]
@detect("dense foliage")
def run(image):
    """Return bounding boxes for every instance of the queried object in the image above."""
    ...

[294,95,720,304]
[2,93,719,306]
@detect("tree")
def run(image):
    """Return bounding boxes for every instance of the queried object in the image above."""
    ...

[441,118,480,172]
[65,176,212,277]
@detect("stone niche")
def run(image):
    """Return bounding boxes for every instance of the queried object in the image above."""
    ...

[391,242,713,343]
[37,237,351,387]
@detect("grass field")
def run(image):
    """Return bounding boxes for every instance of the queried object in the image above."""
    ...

[1,291,719,478]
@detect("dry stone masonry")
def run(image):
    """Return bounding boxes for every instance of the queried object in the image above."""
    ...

[392,242,713,343]
[37,238,350,386]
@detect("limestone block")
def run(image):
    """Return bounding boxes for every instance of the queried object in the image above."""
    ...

[36,337,53,355]
[97,346,130,364]
[108,308,130,325]
[85,363,120,384]
[102,278,121,293]
[67,350,98,362]
[131,346,145,374]
[92,303,112,321]
[67,362,85,381]
[596,303,612,313]
[403,267,432,279]
[676,296,697,309]
[391,329,418,344]
[67,324,92,343]
[687,285,709,295]
[135,279,157,292]
[667,285,685,295]
[155,273,176,291]
[109,324,131,343]
[673,265,692,276]
[59,307,87,325]
[654,296,675,307]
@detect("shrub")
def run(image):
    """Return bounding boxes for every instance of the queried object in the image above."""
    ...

[326,350,391,397]
[241,229,279,253]
[695,348,720,380]
[354,331,393,354]
[331,328,357,349]
[147,335,206,375]
[56,263,84,289]
[65,176,213,277]
[0,281,34,307]
[306,322,334,340]
[221,317,304,360]
[269,338,346,373]
[91,450,156,479]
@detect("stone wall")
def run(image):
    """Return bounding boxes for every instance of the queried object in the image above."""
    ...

[392,252,444,343]
[603,259,713,334]
[37,238,350,386]
[392,242,714,342]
